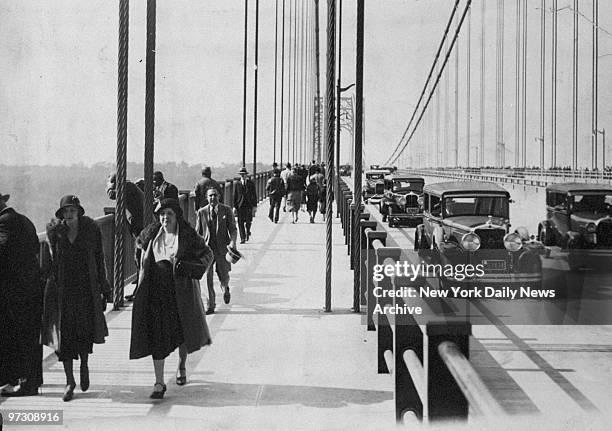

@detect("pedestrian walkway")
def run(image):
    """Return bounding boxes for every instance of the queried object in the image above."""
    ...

[0,203,395,431]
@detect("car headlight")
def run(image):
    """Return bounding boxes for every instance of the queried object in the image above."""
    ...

[586,223,597,233]
[461,233,481,251]
[398,196,407,206]
[503,232,523,251]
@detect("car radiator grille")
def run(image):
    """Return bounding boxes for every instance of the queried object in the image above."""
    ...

[405,195,418,206]
[475,228,505,249]
[375,183,385,194]
[597,221,612,246]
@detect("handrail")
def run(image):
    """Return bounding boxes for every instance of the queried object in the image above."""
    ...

[438,341,505,417]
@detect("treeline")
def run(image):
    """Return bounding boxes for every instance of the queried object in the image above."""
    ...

[1,161,271,233]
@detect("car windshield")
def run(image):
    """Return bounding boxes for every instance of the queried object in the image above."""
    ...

[443,195,508,218]
[572,194,612,214]
[393,180,423,193]
[366,173,384,180]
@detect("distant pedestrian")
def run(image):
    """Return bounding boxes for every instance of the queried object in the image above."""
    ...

[43,195,111,402]
[305,178,319,223]
[195,188,238,314]
[310,167,325,189]
[153,171,179,202]
[106,173,144,238]
[319,182,327,221]
[280,163,292,211]
[0,192,43,397]
[286,167,305,223]
[130,199,213,399]
[233,167,258,243]
[266,169,285,223]
[194,166,223,209]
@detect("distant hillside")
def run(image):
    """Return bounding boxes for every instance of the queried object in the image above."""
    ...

[1,161,271,232]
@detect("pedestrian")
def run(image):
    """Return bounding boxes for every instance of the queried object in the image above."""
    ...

[305,177,320,223]
[130,198,213,399]
[280,163,292,212]
[233,167,258,243]
[43,195,111,402]
[266,169,285,223]
[0,192,43,397]
[153,171,179,202]
[106,172,145,302]
[286,166,304,223]
[195,187,238,315]
[319,181,327,221]
[194,166,223,209]
[310,167,325,189]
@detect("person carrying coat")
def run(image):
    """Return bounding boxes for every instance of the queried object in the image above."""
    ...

[195,187,238,315]
[43,195,111,402]
[130,198,213,399]
[0,192,43,397]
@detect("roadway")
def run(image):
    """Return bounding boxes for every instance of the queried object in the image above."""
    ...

[346,173,612,425]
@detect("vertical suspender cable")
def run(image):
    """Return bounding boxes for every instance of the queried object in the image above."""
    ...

[353,0,365,312]
[594,0,598,169]
[324,0,335,313]
[466,4,471,167]
[572,0,578,170]
[436,61,440,167]
[515,0,520,167]
[552,0,557,167]
[540,0,545,169]
[454,11,459,167]
[273,0,279,164]
[522,0,527,168]
[288,0,293,165]
[336,0,342,215]
[253,0,259,175]
[300,0,305,164]
[293,0,298,164]
[315,0,322,163]
[114,0,129,310]
[242,0,249,168]
[445,35,449,166]
[144,0,156,225]
[480,0,485,167]
[280,0,286,166]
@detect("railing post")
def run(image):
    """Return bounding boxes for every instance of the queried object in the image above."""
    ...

[374,247,402,374]
[359,220,377,308]
[366,229,385,330]
[346,199,353,251]
[427,322,471,421]
[225,179,235,210]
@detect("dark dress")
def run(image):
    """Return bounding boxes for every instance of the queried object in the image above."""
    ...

[306,183,319,213]
[57,236,95,361]
[147,259,184,360]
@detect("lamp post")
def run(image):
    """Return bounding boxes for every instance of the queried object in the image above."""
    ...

[535,136,544,169]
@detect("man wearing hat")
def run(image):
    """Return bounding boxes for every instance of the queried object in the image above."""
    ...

[266,169,285,223]
[233,167,258,244]
[0,192,43,396]
[194,166,223,209]
[195,187,238,314]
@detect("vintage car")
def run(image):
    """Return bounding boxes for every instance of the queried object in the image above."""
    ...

[362,170,389,201]
[339,164,352,176]
[415,181,544,288]
[379,175,425,227]
[538,182,612,270]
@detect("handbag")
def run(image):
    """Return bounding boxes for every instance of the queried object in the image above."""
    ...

[175,259,208,280]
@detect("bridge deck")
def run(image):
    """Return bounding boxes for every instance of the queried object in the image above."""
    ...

[0,204,394,430]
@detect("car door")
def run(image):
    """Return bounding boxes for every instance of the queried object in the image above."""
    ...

[548,192,569,244]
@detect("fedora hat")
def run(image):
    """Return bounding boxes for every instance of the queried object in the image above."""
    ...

[238,166,249,175]
[226,245,243,264]
[55,195,85,219]
[0,192,9,203]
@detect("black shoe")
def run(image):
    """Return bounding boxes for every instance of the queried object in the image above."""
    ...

[223,288,231,304]
[63,383,76,402]
[205,306,216,315]
[80,365,89,392]
[150,383,167,399]
[176,368,187,386]
[240,239,246,244]
[1,382,39,397]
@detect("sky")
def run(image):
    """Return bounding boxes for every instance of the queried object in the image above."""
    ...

[1,0,612,168]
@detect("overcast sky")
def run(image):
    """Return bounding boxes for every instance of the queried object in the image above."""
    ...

[1,0,611,168]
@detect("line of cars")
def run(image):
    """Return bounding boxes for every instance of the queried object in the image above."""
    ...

[362,171,612,288]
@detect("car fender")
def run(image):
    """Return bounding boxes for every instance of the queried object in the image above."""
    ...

[432,225,445,248]
[517,249,543,273]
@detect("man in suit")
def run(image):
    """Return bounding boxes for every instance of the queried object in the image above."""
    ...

[233,167,258,243]
[194,166,224,209]
[0,192,43,397]
[196,187,238,314]
[106,173,144,238]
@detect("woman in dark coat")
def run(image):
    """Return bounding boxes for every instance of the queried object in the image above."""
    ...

[130,198,213,399]
[305,178,320,223]
[43,195,111,402]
